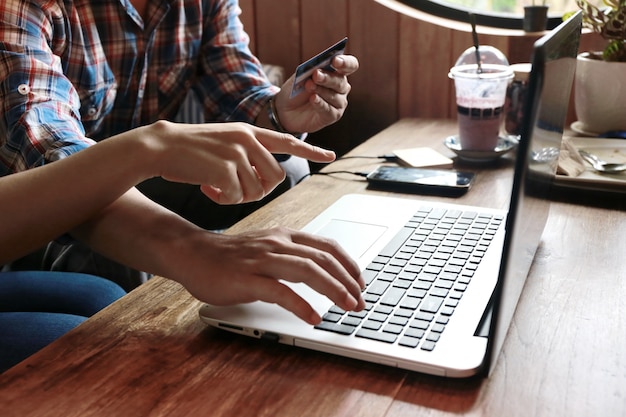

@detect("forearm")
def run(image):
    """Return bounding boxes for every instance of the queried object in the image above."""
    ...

[69,188,206,284]
[0,133,153,264]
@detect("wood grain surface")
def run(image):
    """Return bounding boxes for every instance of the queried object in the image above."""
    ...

[1,119,624,417]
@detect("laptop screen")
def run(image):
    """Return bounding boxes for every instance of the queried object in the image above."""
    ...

[484,11,582,375]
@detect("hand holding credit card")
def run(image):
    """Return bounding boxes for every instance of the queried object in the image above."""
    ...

[290,37,348,98]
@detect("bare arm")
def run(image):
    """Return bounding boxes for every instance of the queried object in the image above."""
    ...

[0,121,364,323]
[0,120,336,263]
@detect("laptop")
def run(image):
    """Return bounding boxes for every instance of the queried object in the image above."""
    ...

[199,12,582,378]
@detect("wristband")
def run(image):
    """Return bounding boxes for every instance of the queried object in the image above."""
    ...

[267,97,301,136]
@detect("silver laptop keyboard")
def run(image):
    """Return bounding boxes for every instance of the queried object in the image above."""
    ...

[314,205,504,351]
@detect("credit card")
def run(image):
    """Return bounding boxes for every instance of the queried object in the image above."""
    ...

[290,37,348,98]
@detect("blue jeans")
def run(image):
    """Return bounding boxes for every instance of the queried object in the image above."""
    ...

[0,271,126,373]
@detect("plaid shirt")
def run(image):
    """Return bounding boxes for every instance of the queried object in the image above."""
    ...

[0,0,277,174]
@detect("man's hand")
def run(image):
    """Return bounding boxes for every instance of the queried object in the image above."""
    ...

[275,54,359,134]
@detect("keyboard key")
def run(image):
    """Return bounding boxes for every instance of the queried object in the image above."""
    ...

[372,255,391,264]
[394,308,414,318]
[390,257,408,267]
[322,312,343,323]
[399,297,420,310]
[348,310,368,319]
[449,291,463,300]
[364,293,380,303]
[380,287,406,306]
[426,332,441,342]
[410,319,430,330]
[342,316,363,327]
[366,262,385,272]
[428,208,447,219]
[394,279,412,289]
[362,270,378,286]
[439,272,458,281]
[315,322,356,335]
[367,280,390,296]
[374,305,394,315]
[418,273,437,282]
[361,320,382,330]
[421,341,436,351]
[368,312,389,322]
[430,287,449,298]
[398,271,417,281]
[383,265,402,274]
[445,299,459,308]
[356,329,397,343]
[414,311,435,321]
[420,295,444,313]
[407,287,427,298]
[383,324,404,335]
[389,316,409,326]
[328,305,345,314]
[431,323,446,333]
[378,272,398,282]
[379,227,415,257]
[448,258,466,267]
[434,279,453,290]
[404,328,425,339]
[440,306,455,316]
[399,336,420,348]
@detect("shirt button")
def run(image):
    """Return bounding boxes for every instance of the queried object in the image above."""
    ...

[18,84,31,95]
[87,107,97,116]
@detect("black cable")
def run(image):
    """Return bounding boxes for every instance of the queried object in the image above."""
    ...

[296,155,396,185]
[296,170,370,185]
[336,154,398,162]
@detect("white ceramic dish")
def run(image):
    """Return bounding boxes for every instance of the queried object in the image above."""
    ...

[555,137,626,193]
[444,135,517,163]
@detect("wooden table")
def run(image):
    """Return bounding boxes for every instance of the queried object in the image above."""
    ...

[1,119,625,417]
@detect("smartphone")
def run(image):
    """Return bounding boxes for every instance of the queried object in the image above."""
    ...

[290,37,348,98]
[366,166,474,197]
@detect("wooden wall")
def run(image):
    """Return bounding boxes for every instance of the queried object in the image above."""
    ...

[239,0,606,156]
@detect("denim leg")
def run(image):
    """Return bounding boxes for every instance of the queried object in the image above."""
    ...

[0,311,86,372]
[0,271,126,372]
[0,270,126,316]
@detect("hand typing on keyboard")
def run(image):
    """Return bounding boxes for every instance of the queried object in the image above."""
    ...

[172,227,366,325]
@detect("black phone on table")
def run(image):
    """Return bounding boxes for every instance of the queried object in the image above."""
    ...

[366,166,474,197]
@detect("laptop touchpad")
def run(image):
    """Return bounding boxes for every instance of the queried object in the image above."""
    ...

[315,219,387,259]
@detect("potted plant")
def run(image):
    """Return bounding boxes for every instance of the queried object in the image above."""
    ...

[524,1,549,32]
[571,0,626,135]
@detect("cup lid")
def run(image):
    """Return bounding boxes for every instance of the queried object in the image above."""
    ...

[454,45,509,67]
[449,64,514,80]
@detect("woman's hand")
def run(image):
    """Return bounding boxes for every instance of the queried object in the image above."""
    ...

[173,226,366,325]
[137,120,336,205]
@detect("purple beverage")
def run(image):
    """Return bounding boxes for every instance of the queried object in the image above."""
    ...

[457,105,503,151]
[449,63,513,153]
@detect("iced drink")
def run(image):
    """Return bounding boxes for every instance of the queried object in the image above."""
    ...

[449,64,513,152]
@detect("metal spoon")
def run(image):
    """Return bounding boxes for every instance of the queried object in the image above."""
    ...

[579,150,626,174]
